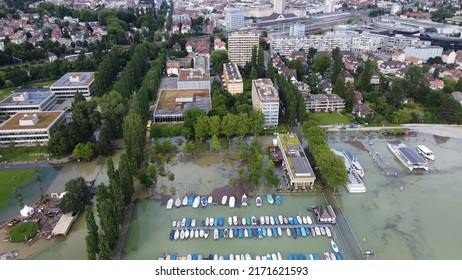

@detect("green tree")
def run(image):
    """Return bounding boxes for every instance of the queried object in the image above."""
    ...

[248,110,265,136]
[194,115,210,141]
[209,115,221,137]
[236,113,250,140]
[221,113,237,141]
[119,152,134,205]
[257,45,265,78]
[210,50,228,73]
[59,177,93,214]
[263,159,280,187]
[251,45,257,68]
[183,108,206,138]
[85,206,99,260]
[72,142,94,162]
[97,198,119,252]
[331,47,344,84]
[211,134,221,151]
[313,53,331,76]
[123,111,145,171]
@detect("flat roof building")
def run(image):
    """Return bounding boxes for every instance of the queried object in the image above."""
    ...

[153,89,211,123]
[277,133,316,190]
[228,32,259,67]
[50,72,95,98]
[222,62,243,95]
[177,68,211,91]
[251,78,279,128]
[305,94,345,112]
[0,91,56,115]
[0,111,66,146]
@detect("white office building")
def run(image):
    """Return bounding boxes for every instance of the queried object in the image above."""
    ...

[251,79,279,128]
[225,8,245,31]
[0,91,56,115]
[385,35,431,54]
[404,46,443,62]
[290,24,305,38]
[50,72,95,98]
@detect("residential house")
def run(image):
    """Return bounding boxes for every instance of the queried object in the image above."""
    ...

[352,103,375,118]
[442,50,456,64]
[166,60,180,76]
[342,50,358,71]
[10,31,26,44]
[430,79,445,90]
[172,42,182,51]
[402,98,415,105]
[451,91,462,106]
[392,51,405,62]
[361,52,384,67]
[305,94,345,112]
[406,56,422,65]
[319,81,332,94]
[186,38,210,54]
[214,38,226,50]
[354,90,363,104]
[51,27,62,42]
[342,70,354,83]
[370,71,380,85]
[440,69,462,81]
[380,61,407,75]
[288,51,307,64]
[425,72,435,81]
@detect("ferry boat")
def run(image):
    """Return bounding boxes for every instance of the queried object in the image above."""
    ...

[417,145,435,161]
[343,151,365,178]
[388,143,429,171]
[332,149,366,193]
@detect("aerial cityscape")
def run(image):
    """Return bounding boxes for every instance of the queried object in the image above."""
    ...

[1,0,462,261]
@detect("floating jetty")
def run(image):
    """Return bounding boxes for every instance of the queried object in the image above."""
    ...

[158,251,343,260]
[388,142,429,171]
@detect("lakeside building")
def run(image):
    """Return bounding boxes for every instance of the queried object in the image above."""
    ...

[0,111,66,146]
[177,68,210,91]
[251,78,279,128]
[305,94,345,112]
[0,91,56,115]
[228,32,259,67]
[277,133,316,190]
[222,62,243,95]
[153,89,211,123]
[50,72,95,98]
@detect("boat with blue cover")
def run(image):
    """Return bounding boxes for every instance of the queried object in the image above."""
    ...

[272,227,278,237]
[239,229,244,238]
[171,254,177,260]
[169,230,175,240]
[218,217,224,226]
[267,194,274,204]
[301,227,306,237]
[253,228,258,238]
[219,229,224,238]
[293,216,299,225]
[296,227,301,236]
[292,254,298,260]
[186,218,191,227]
[262,228,267,237]
[258,228,263,238]
[305,254,311,260]
[275,195,281,205]
[246,217,251,225]
[298,254,304,260]
[233,228,238,237]
[288,253,293,260]
[313,253,320,260]
[201,196,207,207]
[214,218,218,227]
[274,216,279,225]
[192,254,198,260]
[336,253,343,260]
[188,196,194,206]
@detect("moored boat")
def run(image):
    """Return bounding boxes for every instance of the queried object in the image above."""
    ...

[286,227,291,237]
[267,194,274,204]
[174,230,179,240]
[180,230,185,240]
[301,227,307,237]
[214,229,219,240]
[188,196,194,206]
[325,227,332,237]
[184,229,190,239]
[175,197,181,208]
[256,196,262,207]
[331,239,339,253]
[208,196,213,204]
[233,216,238,226]
[172,220,176,227]
[241,194,248,206]
[199,229,204,238]
[166,199,173,209]
[228,216,233,226]
[277,252,282,260]
[296,216,302,225]
[417,145,435,161]
[265,216,270,225]
[260,216,265,225]
[310,227,316,237]
[302,216,307,224]
[201,196,207,207]
[277,227,282,237]
[191,219,196,227]
[229,196,236,208]
[278,215,283,224]
[315,227,321,236]
[221,195,228,205]
[224,228,229,238]
[169,230,175,240]
[270,216,275,225]
[181,218,186,227]
[182,195,188,206]
[306,216,312,225]
[192,196,200,208]
[204,229,209,239]
[320,226,326,235]
[251,216,257,226]
[242,217,246,226]
[275,195,281,205]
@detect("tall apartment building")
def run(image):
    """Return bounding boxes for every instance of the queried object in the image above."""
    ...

[385,34,431,54]
[251,79,279,128]
[290,23,305,38]
[274,0,285,14]
[225,8,245,31]
[324,0,335,13]
[222,62,243,95]
[403,46,443,62]
[228,32,259,67]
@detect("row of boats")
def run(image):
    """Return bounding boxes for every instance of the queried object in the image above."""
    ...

[169,225,333,241]
[159,251,343,260]
[166,194,282,210]
[172,214,314,229]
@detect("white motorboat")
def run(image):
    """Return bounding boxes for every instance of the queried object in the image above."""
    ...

[209,217,214,226]
[214,254,218,260]
[310,227,316,237]
[260,216,265,225]
[272,253,277,260]
[283,217,288,224]
[204,230,209,239]
[265,216,270,225]
[230,254,235,260]
[191,219,196,227]
[242,217,246,226]
[286,228,291,237]
[256,196,262,207]
[228,217,233,226]
[180,229,185,240]
[302,216,307,224]
[194,229,199,238]
[174,230,179,240]
[181,218,186,227]
[241,194,248,206]
[224,228,229,238]
[417,145,435,161]
[199,229,204,238]
[315,227,321,236]
[261,255,266,260]
[324,252,331,260]
[331,239,339,253]
[184,229,190,239]
[306,216,312,225]
[244,229,249,238]
[270,216,275,225]
[182,195,188,206]
[246,254,252,260]
[205,217,209,227]
[320,226,326,235]
[192,196,200,208]
[330,253,336,260]
[229,196,235,208]
[214,229,219,240]
[251,216,257,226]
[277,227,282,237]
[255,255,261,260]
[175,197,181,208]
[267,228,272,237]
[172,220,176,227]
[190,229,194,238]
[166,199,173,210]
[277,252,282,260]
[296,216,302,225]
[278,215,284,225]
[208,196,213,204]
[325,227,332,237]
[221,195,228,205]
[229,228,234,239]
[233,216,238,226]
[236,254,240,260]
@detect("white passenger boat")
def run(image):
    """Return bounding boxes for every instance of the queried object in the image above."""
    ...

[332,148,367,192]
[214,229,219,240]
[233,216,238,226]
[221,195,228,205]
[228,217,233,226]
[325,227,332,237]
[208,196,213,204]
[417,145,435,161]
[166,199,173,210]
[192,196,200,208]
[229,196,236,208]
[182,195,188,206]
[286,228,291,237]
[306,216,312,225]
[343,151,365,178]
[388,143,429,171]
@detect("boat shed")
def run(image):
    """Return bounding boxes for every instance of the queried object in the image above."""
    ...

[51,212,78,236]
[313,205,336,224]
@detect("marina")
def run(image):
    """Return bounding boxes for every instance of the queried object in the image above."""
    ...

[387,142,429,171]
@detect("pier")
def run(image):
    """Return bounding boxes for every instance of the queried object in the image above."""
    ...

[361,139,398,176]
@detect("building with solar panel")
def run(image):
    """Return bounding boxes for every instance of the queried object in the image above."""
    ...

[277,133,316,190]
[387,142,429,171]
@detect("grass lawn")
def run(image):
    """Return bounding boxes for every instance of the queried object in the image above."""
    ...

[0,79,57,101]
[307,112,351,125]
[0,86,20,100]
[0,146,50,162]
[263,123,292,135]
[0,169,37,207]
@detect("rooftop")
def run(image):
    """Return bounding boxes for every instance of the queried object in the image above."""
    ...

[278,133,315,178]
[306,94,344,102]
[0,91,54,107]
[50,72,95,88]
[0,111,64,130]
[154,89,211,116]
[224,62,242,81]
[253,79,279,101]
[178,68,209,82]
